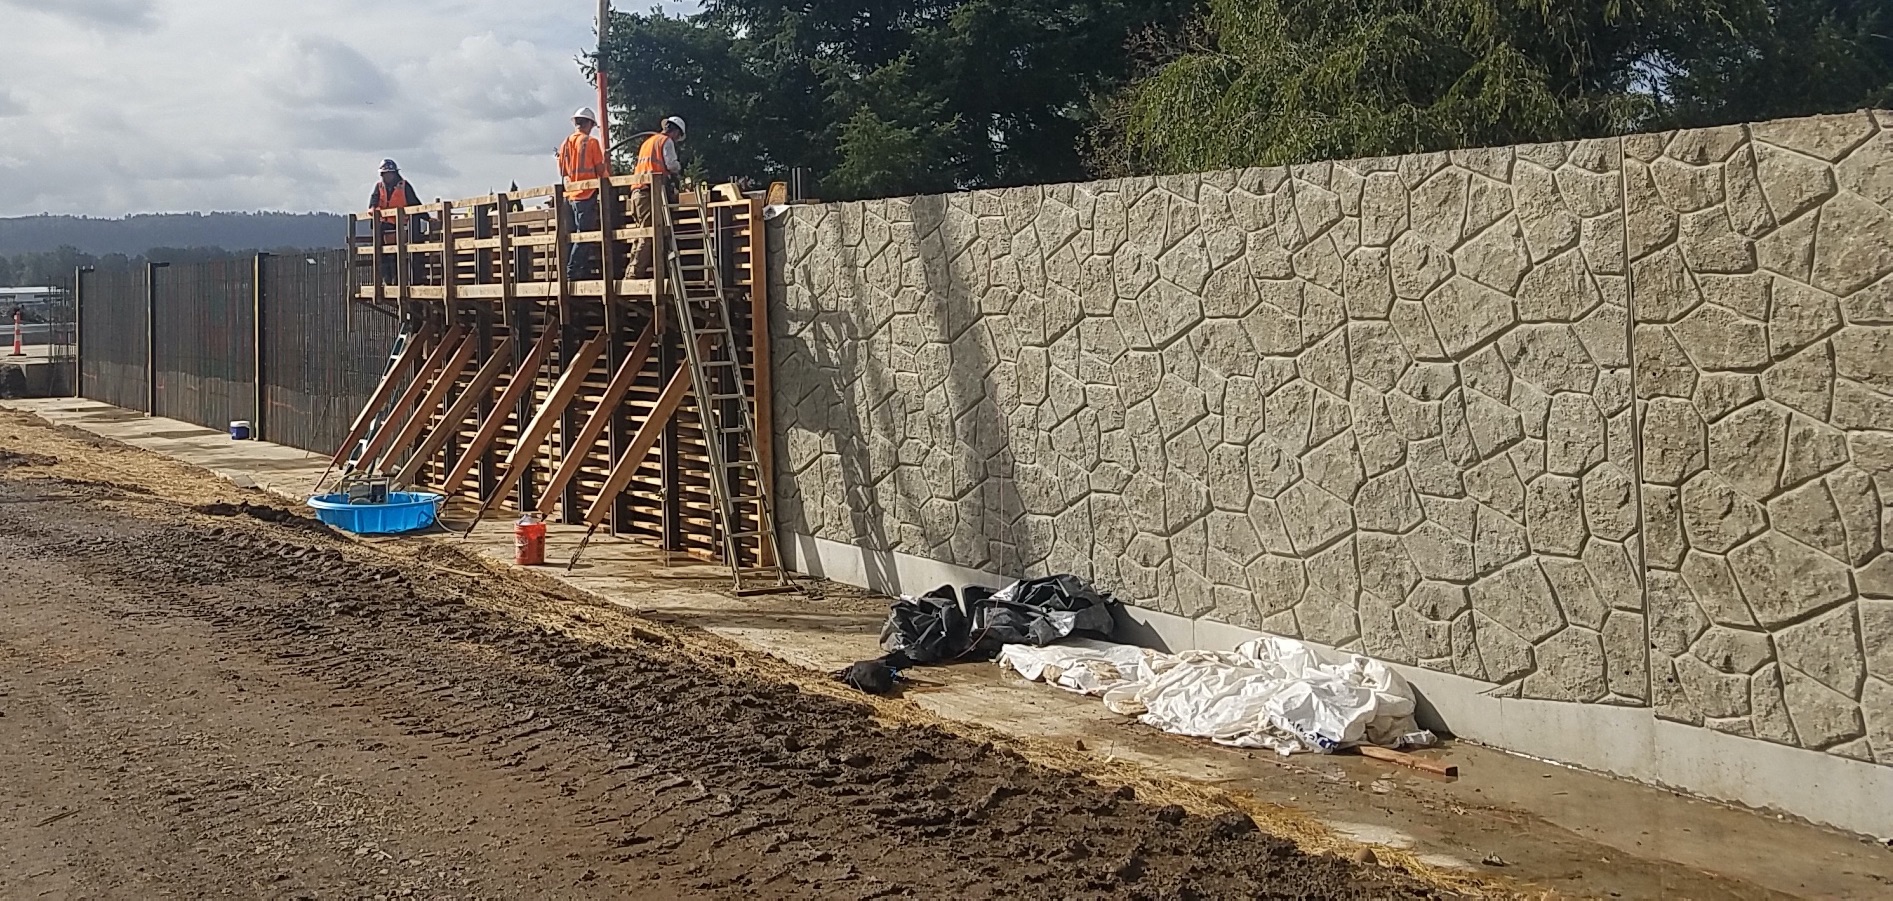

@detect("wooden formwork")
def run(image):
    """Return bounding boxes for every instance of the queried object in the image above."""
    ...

[338,172,773,567]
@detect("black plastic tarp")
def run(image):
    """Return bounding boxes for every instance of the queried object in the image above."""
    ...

[878,574,1121,665]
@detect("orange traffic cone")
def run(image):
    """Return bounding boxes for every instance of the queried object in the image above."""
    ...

[8,308,21,356]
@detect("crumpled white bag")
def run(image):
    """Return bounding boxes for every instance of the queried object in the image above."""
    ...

[997,638,1157,696]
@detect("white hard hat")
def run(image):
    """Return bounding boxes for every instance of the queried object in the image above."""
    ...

[664,116,686,135]
[573,107,597,123]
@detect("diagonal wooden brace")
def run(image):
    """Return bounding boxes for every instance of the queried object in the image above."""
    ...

[471,328,612,514]
[374,329,478,477]
[328,320,436,468]
[436,323,560,495]
[580,339,707,527]
[537,320,656,516]
[352,324,468,472]
[395,339,514,486]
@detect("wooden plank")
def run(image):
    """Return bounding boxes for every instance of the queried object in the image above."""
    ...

[327,320,436,467]
[396,208,411,307]
[397,336,514,484]
[478,329,611,509]
[554,183,570,322]
[1353,745,1459,778]
[439,200,457,307]
[436,324,560,494]
[536,320,656,515]
[582,343,704,526]
[353,324,468,470]
[374,330,478,476]
[497,192,515,309]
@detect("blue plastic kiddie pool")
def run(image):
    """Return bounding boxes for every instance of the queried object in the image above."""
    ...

[306,491,444,534]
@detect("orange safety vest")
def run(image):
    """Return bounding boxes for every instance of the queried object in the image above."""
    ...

[634,133,674,184]
[559,132,608,201]
[373,179,415,210]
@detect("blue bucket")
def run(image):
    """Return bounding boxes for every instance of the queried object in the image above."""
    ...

[229,420,252,440]
[306,491,444,534]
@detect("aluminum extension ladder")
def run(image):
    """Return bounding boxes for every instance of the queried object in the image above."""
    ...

[660,192,792,594]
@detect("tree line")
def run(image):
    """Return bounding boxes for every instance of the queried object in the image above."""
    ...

[0,246,317,288]
[598,0,1893,199]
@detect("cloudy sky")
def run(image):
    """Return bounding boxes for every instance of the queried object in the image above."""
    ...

[0,0,692,217]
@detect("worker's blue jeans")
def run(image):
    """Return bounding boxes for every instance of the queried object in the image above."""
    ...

[567,198,600,280]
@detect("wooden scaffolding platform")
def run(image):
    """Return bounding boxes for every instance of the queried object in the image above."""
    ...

[335,172,775,570]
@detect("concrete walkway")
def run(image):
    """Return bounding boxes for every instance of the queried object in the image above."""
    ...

[9,396,1893,900]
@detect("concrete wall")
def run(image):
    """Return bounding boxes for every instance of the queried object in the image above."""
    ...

[767,112,1893,820]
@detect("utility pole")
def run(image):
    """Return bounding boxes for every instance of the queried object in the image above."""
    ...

[597,0,612,169]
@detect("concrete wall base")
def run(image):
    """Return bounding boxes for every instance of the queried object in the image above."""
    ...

[781,529,1893,839]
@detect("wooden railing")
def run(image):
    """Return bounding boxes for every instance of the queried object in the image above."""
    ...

[346,173,765,314]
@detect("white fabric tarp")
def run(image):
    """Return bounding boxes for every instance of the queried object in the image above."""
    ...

[998,634,1425,756]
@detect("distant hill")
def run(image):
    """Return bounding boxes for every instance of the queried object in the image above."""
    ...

[0,212,345,257]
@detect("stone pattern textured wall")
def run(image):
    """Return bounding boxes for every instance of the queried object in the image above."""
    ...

[1628,111,1893,763]
[769,112,1893,764]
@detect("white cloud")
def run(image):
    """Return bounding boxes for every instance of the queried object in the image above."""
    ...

[261,35,392,109]
[0,0,161,32]
[0,0,704,217]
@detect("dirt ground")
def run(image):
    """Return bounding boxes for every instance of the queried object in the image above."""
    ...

[0,414,1455,900]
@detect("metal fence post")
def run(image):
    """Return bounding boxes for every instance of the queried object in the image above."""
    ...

[144,261,157,415]
[254,253,268,440]
[72,266,85,399]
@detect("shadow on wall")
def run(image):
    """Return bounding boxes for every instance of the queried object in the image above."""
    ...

[911,193,1029,583]
[770,196,1031,598]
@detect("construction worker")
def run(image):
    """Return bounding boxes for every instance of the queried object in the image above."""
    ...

[629,116,686,279]
[558,107,612,280]
[369,159,426,285]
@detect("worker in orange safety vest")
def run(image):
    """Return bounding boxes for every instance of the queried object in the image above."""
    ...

[628,116,685,279]
[558,107,612,280]
[369,159,429,285]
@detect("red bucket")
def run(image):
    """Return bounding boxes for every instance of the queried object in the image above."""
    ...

[514,513,547,566]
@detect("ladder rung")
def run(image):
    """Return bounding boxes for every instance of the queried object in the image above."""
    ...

[722,459,757,468]
[708,392,746,401]
[727,530,770,539]
[704,359,738,367]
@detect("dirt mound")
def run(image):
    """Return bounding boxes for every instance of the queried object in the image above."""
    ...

[191,500,332,533]
[0,448,57,469]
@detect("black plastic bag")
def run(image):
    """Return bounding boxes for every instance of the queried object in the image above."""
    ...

[878,574,1120,665]
[834,656,901,694]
